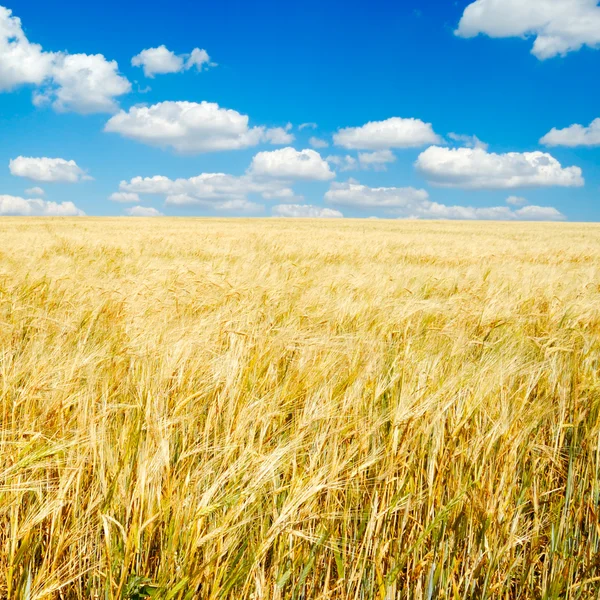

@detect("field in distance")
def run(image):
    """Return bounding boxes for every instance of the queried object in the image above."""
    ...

[1,218,600,599]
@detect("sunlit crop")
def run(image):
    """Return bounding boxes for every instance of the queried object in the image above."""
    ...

[1,217,600,599]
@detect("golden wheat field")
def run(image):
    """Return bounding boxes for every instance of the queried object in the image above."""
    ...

[2,217,600,599]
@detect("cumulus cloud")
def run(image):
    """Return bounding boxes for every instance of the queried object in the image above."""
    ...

[0,195,84,216]
[415,146,584,189]
[263,123,295,145]
[164,193,263,213]
[105,101,293,153]
[540,118,600,147]
[125,205,163,217]
[514,205,565,220]
[448,132,489,150]
[25,186,44,196]
[326,155,358,172]
[249,147,335,181]
[272,204,343,218]
[418,204,516,220]
[325,181,430,209]
[357,150,396,170]
[0,7,130,113]
[186,48,213,71]
[325,151,396,172]
[324,180,564,221]
[120,171,295,208]
[109,192,140,203]
[132,46,182,76]
[105,101,261,153]
[260,188,296,200]
[415,203,565,221]
[0,6,54,90]
[211,199,264,213]
[506,195,528,206]
[456,0,600,59]
[131,45,214,78]
[121,176,178,195]
[334,117,442,150]
[309,136,329,149]
[41,53,131,114]
[298,123,318,131]
[9,156,90,183]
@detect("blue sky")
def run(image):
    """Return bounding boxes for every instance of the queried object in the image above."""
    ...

[0,0,599,220]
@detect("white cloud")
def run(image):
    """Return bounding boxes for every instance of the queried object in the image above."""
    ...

[299,123,318,131]
[325,181,430,208]
[272,204,343,218]
[0,195,84,216]
[418,204,516,220]
[540,118,600,147]
[186,48,213,71]
[0,6,54,90]
[325,151,396,171]
[109,192,140,203]
[309,136,329,149]
[249,147,335,181]
[126,205,163,217]
[448,132,489,150]
[358,149,396,170]
[506,195,528,206]
[122,175,178,195]
[105,101,293,153]
[456,0,600,59]
[326,155,358,172]
[334,117,442,150]
[9,156,90,183]
[164,193,264,213]
[132,46,183,77]
[105,101,255,153]
[0,7,130,113]
[42,53,131,114]
[25,186,44,196]
[163,193,195,205]
[258,188,297,200]
[263,123,295,145]
[131,45,214,78]
[415,146,584,189]
[211,199,264,213]
[120,172,295,206]
[513,205,565,220]
[324,180,564,221]
[415,203,565,221]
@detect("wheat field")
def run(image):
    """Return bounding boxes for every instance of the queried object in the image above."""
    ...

[1,217,600,599]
